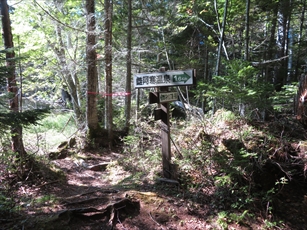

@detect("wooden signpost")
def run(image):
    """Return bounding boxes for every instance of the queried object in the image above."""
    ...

[134,69,196,179]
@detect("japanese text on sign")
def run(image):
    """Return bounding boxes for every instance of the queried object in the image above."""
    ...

[135,74,171,87]
[134,69,194,88]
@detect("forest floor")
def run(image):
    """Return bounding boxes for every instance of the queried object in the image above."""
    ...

[1,111,307,229]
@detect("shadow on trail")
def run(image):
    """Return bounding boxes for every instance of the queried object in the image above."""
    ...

[0,151,140,230]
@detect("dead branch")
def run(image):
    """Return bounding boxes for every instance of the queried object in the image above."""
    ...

[251,56,289,66]
[36,180,59,188]
[170,136,183,159]
[149,212,161,226]
[156,177,179,185]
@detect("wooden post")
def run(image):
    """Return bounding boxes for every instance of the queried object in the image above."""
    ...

[137,68,195,180]
[160,86,171,178]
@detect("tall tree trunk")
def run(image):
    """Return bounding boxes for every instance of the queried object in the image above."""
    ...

[265,2,278,83]
[287,28,293,83]
[214,0,228,76]
[244,0,250,61]
[202,43,209,112]
[125,0,132,134]
[285,1,293,84]
[275,0,292,90]
[1,0,27,163]
[238,0,251,117]
[53,25,83,125]
[295,0,306,80]
[213,0,228,114]
[105,0,113,148]
[86,0,99,138]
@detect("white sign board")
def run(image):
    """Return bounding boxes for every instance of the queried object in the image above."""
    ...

[134,69,194,88]
[159,92,178,103]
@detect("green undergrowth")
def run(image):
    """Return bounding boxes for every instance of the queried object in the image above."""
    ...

[23,110,77,153]
[1,108,305,229]
[119,109,306,229]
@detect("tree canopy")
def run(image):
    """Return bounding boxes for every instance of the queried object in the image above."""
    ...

[4,0,304,130]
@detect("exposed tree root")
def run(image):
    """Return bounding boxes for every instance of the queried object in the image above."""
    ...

[50,198,140,229]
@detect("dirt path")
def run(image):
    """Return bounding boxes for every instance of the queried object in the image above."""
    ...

[6,151,214,230]
[2,146,307,230]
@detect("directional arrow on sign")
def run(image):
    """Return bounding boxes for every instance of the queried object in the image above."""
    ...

[172,72,191,83]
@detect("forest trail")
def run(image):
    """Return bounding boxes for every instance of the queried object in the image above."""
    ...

[5,151,214,229]
[3,117,307,229]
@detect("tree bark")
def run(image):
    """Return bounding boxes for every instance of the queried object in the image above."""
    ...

[105,0,113,148]
[86,0,99,137]
[1,0,27,160]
